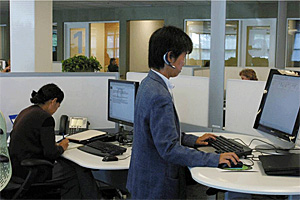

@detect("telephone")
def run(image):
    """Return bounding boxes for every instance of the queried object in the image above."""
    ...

[59,115,89,135]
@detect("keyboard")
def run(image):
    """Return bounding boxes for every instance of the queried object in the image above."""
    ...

[207,136,252,158]
[78,140,127,157]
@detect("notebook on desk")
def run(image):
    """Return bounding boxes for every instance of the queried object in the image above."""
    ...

[259,154,300,176]
[66,130,107,144]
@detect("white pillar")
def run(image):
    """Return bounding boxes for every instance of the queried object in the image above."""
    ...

[10,0,52,72]
[208,0,226,129]
[275,1,287,69]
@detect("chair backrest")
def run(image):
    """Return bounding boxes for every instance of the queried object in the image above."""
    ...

[0,111,12,191]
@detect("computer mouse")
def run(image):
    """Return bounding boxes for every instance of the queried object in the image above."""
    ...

[218,160,243,169]
[102,155,118,162]
[0,155,9,163]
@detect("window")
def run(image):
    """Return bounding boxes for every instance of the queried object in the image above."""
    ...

[0,24,7,60]
[105,23,119,66]
[53,23,57,61]
[287,19,300,67]
[185,20,239,67]
[246,26,270,67]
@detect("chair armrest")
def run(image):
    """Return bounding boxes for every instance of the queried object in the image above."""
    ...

[20,159,54,167]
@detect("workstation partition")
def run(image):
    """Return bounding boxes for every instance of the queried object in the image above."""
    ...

[224,79,266,137]
[225,78,300,146]
[126,72,211,132]
[0,72,119,132]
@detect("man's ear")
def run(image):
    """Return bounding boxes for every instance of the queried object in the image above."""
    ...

[51,98,58,104]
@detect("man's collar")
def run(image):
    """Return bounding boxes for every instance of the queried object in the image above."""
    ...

[151,69,175,90]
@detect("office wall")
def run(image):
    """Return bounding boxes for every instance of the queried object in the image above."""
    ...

[129,20,164,72]
[53,3,211,77]
[52,1,300,78]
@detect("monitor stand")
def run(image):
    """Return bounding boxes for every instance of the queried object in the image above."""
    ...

[255,144,292,155]
[116,126,133,144]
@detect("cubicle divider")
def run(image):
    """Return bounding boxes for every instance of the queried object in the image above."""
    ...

[224,79,266,137]
[0,72,119,132]
[126,72,210,129]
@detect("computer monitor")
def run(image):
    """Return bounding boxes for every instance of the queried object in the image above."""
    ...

[254,69,300,150]
[108,79,139,127]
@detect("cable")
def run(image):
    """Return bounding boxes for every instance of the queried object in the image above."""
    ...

[118,155,131,160]
[248,138,277,149]
[232,138,249,147]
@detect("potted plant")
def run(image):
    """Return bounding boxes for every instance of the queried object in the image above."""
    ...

[62,55,102,72]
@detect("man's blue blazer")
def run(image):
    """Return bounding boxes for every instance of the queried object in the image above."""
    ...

[127,70,220,199]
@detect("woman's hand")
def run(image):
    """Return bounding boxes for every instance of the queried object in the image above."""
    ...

[59,138,69,151]
[195,133,217,146]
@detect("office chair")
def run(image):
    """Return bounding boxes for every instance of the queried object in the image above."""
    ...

[0,111,67,199]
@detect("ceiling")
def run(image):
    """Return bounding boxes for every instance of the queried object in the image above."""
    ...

[53,1,211,11]
[0,1,280,13]
[0,1,211,13]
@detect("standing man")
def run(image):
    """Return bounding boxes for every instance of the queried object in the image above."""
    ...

[126,26,239,199]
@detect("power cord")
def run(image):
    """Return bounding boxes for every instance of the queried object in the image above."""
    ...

[118,155,131,161]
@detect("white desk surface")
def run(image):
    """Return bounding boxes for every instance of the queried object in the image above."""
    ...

[56,136,131,170]
[57,133,300,195]
[189,132,300,196]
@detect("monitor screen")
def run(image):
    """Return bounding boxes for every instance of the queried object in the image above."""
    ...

[254,69,300,149]
[108,79,139,127]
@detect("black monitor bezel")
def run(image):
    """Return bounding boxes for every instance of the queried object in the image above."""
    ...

[253,69,300,143]
[107,79,139,127]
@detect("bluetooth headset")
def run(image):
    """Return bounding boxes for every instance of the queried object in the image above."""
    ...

[163,52,176,69]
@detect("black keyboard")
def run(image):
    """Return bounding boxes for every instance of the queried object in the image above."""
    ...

[78,140,127,157]
[208,136,252,158]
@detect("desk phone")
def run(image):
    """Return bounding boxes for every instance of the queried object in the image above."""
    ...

[59,115,89,135]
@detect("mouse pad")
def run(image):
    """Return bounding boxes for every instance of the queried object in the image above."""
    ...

[222,165,252,171]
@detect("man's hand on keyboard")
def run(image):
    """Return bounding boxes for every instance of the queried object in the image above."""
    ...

[195,133,217,146]
[219,152,240,167]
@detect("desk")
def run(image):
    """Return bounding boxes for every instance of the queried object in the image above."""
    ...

[55,136,131,193]
[62,143,131,170]
[189,132,300,197]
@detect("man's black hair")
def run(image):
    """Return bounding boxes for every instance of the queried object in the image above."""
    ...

[148,26,193,70]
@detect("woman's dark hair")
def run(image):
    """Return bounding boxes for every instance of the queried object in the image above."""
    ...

[30,83,64,104]
[148,26,193,70]
[110,58,116,65]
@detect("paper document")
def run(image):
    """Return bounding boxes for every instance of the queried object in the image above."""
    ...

[66,130,106,142]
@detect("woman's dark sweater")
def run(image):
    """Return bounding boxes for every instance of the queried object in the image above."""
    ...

[9,105,64,181]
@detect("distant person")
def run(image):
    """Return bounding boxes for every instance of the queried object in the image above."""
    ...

[239,68,258,80]
[108,58,119,72]
[9,83,100,199]
[204,60,210,67]
[1,59,10,72]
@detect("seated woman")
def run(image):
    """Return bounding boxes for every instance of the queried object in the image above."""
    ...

[239,68,258,80]
[9,83,100,199]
